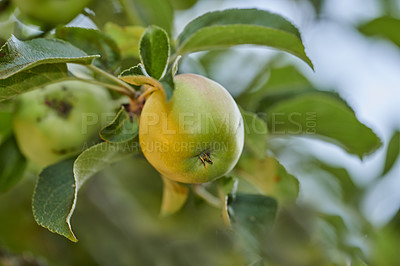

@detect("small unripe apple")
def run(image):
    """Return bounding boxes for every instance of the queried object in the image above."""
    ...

[139,74,244,184]
[13,80,113,167]
[13,0,92,26]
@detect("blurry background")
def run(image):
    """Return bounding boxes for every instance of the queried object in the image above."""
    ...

[0,0,400,265]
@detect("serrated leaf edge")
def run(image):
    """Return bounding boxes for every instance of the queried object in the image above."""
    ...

[0,35,100,79]
[176,24,313,69]
[32,165,78,242]
[139,25,171,80]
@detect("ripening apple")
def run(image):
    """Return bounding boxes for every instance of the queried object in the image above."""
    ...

[13,0,92,26]
[139,74,244,184]
[13,80,113,167]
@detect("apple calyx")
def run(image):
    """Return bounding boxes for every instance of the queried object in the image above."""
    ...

[199,152,213,167]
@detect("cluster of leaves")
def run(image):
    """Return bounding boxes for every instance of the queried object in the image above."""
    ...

[356,4,400,265]
[1,0,397,265]
[0,0,315,245]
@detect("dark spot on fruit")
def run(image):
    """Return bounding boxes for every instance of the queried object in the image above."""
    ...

[274,175,281,183]
[44,99,53,107]
[236,117,243,133]
[58,100,73,117]
[52,149,67,155]
[62,86,67,91]
[51,146,78,155]
[44,97,73,118]
[36,117,42,123]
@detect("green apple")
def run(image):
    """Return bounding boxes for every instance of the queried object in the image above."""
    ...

[13,80,113,167]
[13,0,92,26]
[139,73,244,184]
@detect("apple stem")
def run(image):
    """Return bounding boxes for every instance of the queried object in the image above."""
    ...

[192,185,221,208]
[87,65,139,97]
[138,85,158,102]
[74,78,131,96]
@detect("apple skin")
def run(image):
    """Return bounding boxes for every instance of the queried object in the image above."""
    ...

[13,80,113,167]
[13,0,92,25]
[139,73,244,184]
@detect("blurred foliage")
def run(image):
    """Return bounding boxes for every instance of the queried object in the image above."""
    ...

[0,0,400,265]
[1,158,236,266]
[0,136,26,193]
[381,130,400,176]
[359,16,400,48]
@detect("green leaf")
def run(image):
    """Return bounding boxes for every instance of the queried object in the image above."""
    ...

[176,9,313,69]
[0,35,98,79]
[104,23,146,59]
[157,55,180,101]
[247,66,353,113]
[238,64,314,111]
[73,140,139,189]
[171,55,182,76]
[217,176,238,228]
[352,256,368,266]
[32,158,77,242]
[237,155,299,204]
[227,193,277,246]
[119,0,174,34]
[0,63,71,101]
[160,176,188,216]
[236,56,275,98]
[55,27,121,72]
[87,0,132,28]
[359,16,400,47]
[139,25,170,79]
[159,66,175,101]
[217,176,238,197]
[100,106,139,143]
[0,109,13,142]
[0,10,43,41]
[258,65,312,95]
[119,64,145,77]
[0,136,27,193]
[241,109,268,159]
[261,93,382,158]
[119,64,165,92]
[33,140,139,241]
[247,259,265,266]
[169,0,198,10]
[312,160,360,203]
[382,130,400,175]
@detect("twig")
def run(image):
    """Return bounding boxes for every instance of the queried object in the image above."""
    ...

[192,185,221,208]
[74,78,131,96]
[87,65,138,96]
